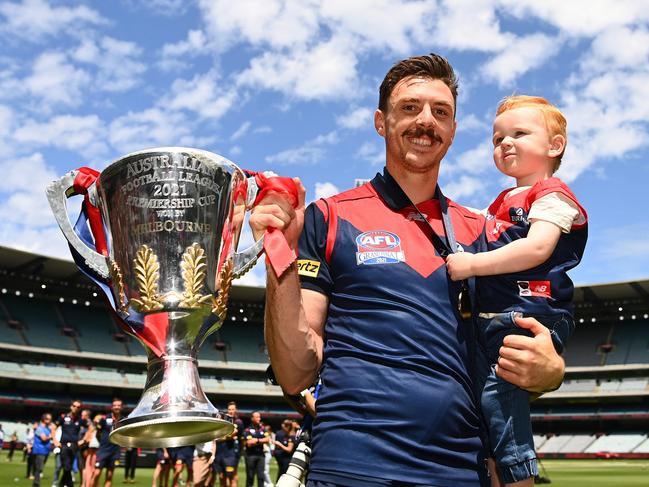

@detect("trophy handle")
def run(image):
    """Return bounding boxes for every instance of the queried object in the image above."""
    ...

[232,236,265,278]
[46,170,110,280]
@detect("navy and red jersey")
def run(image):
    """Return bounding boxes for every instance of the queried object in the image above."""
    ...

[478,177,588,315]
[55,413,88,444]
[96,415,120,458]
[243,425,268,456]
[297,169,487,486]
[216,415,243,457]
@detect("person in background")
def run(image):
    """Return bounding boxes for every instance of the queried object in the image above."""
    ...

[90,398,122,487]
[82,415,100,487]
[193,440,216,487]
[272,420,294,481]
[32,413,54,487]
[123,447,138,484]
[262,425,274,487]
[151,448,170,487]
[243,412,269,487]
[169,445,194,487]
[26,421,36,479]
[7,431,18,461]
[53,399,88,487]
[214,401,244,487]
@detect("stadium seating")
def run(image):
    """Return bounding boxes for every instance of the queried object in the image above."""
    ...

[563,323,609,366]
[1,295,77,351]
[212,323,267,363]
[22,363,76,381]
[533,435,547,450]
[58,302,128,356]
[538,435,573,453]
[558,434,597,453]
[633,437,649,453]
[584,434,647,453]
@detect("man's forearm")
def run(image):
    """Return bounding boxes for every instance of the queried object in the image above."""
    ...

[265,263,322,395]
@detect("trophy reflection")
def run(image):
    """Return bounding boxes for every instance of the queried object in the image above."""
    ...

[46,148,269,448]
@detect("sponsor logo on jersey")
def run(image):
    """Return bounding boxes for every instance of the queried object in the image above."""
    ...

[517,280,552,298]
[297,259,320,277]
[355,230,405,265]
[509,207,527,223]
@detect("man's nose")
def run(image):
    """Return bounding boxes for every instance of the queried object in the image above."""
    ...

[416,105,437,127]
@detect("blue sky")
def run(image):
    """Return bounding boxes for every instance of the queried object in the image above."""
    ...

[1,0,648,286]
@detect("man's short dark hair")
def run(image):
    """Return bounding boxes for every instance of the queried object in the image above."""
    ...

[378,53,459,115]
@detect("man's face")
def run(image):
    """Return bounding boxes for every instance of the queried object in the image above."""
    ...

[43,415,51,425]
[227,404,237,417]
[70,402,81,414]
[251,412,261,426]
[375,76,456,176]
[81,410,89,420]
[111,400,123,416]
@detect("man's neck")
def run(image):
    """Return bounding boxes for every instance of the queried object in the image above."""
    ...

[385,164,439,204]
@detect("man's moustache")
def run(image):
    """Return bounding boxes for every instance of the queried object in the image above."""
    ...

[404,128,443,143]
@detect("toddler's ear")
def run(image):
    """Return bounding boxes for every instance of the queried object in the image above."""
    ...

[548,134,566,158]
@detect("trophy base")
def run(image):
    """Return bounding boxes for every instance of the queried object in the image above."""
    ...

[109,411,234,448]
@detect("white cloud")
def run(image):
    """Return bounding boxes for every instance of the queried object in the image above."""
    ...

[0,223,72,260]
[108,108,207,156]
[159,29,209,71]
[314,181,339,200]
[446,141,494,177]
[480,33,561,87]
[73,37,147,92]
[442,175,485,202]
[583,26,649,71]
[456,113,490,134]
[24,51,90,107]
[164,70,238,120]
[0,0,105,41]
[433,0,513,52]
[266,131,338,166]
[199,0,321,51]
[356,141,384,166]
[13,115,108,160]
[336,107,373,130]
[231,121,251,141]
[498,0,649,38]
[237,35,360,100]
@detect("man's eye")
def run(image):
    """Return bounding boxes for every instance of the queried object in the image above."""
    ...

[402,104,418,112]
[435,108,449,117]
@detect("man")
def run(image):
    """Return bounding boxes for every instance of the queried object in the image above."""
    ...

[251,53,566,486]
[53,400,88,487]
[243,412,269,487]
[272,420,294,480]
[32,413,53,487]
[90,399,123,487]
[214,402,244,487]
[193,440,216,487]
[170,445,194,487]
[151,448,170,487]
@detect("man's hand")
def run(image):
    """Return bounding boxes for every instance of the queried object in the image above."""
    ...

[446,252,476,281]
[249,177,306,249]
[496,316,565,393]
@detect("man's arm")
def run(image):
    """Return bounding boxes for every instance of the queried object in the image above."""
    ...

[249,178,326,395]
[447,220,561,281]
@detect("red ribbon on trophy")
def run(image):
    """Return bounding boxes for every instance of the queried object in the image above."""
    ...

[251,172,300,278]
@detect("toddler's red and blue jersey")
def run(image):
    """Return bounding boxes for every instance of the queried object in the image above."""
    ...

[478,177,587,315]
[298,169,488,486]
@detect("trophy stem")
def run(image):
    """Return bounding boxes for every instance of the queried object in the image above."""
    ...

[109,355,233,448]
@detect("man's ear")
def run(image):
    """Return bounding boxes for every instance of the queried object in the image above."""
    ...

[548,134,566,158]
[374,109,385,136]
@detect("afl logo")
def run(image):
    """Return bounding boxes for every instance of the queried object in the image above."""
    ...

[356,231,405,265]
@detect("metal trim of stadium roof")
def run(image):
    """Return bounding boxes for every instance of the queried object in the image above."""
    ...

[0,245,266,302]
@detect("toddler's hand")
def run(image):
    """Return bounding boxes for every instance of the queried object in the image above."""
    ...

[445,252,475,281]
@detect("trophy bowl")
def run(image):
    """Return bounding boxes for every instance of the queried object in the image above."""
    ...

[46,147,267,448]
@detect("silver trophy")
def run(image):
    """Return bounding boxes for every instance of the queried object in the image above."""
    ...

[46,147,268,448]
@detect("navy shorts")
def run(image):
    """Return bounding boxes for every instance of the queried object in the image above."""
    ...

[95,451,120,470]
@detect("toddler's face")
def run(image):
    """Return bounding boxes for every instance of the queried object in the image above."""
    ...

[492,107,555,185]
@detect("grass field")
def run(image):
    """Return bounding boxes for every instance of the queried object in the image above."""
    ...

[0,458,647,486]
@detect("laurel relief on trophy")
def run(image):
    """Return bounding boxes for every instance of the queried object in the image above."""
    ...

[126,242,232,319]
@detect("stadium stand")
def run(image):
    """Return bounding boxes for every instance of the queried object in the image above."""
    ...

[1,245,649,459]
[584,434,647,453]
